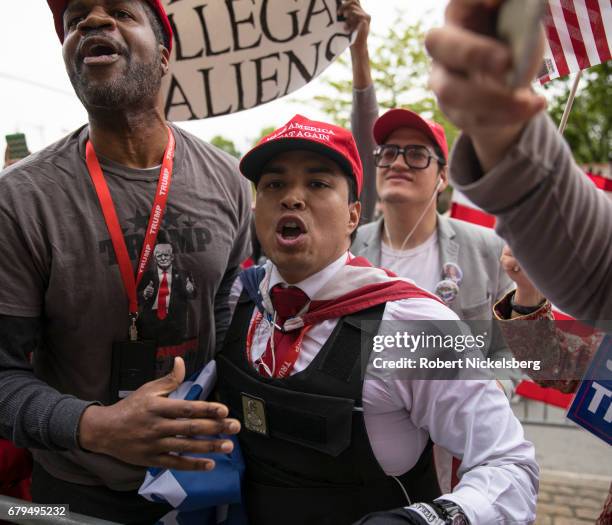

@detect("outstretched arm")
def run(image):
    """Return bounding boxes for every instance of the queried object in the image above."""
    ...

[341,0,379,223]
[426,0,612,320]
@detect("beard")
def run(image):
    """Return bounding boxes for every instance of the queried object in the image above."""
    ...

[68,51,163,111]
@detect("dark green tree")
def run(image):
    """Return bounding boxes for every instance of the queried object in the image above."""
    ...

[545,62,611,165]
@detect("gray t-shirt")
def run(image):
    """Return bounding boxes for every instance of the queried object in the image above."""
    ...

[0,123,251,489]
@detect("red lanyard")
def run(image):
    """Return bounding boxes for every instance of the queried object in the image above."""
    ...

[85,127,176,337]
[246,311,311,378]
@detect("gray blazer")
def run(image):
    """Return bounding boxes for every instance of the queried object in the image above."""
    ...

[352,214,519,395]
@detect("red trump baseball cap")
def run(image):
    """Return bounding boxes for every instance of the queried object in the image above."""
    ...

[240,115,364,197]
[373,108,449,161]
[47,0,173,52]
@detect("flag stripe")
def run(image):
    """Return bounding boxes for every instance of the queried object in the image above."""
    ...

[561,0,591,70]
[516,381,574,409]
[587,0,612,62]
[575,0,604,65]
[586,0,612,62]
[540,0,611,83]
[544,0,571,77]
[449,202,496,228]
[551,0,582,73]
[449,187,486,210]
[587,173,612,191]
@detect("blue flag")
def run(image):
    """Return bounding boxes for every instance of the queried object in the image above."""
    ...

[139,361,248,524]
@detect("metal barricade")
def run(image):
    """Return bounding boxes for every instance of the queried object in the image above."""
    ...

[511,396,576,428]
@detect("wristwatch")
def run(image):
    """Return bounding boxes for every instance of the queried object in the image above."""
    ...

[510,293,545,316]
[434,500,470,525]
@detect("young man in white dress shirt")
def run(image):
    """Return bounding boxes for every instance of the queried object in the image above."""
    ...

[216,115,538,525]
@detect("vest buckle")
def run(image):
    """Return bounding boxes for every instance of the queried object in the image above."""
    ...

[242,393,269,436]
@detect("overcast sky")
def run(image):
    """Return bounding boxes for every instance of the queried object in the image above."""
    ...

[0,0,447,156]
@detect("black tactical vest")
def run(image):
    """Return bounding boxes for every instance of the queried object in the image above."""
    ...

[216,293,441,525]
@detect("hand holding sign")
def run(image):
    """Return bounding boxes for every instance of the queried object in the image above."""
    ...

[339,0,370,50]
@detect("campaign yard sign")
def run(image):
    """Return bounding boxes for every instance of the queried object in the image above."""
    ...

[162,0,352,121]
[567,335,612,445]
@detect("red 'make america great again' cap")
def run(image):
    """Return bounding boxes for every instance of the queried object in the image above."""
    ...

[373,108,449,161]
[240,115,364,197]
[47,0,173,52]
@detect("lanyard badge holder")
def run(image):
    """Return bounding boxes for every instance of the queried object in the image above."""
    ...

[86,128,176,403]
[110,315,157,402]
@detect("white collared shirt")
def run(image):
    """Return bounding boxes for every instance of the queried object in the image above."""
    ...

[268,250,348,299]
[228,254,537,524]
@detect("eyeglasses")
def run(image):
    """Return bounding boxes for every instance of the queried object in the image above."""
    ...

[373,144,444,170]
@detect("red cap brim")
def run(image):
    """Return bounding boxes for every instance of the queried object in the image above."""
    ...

[240,138,357,194]
[373,108,448,161]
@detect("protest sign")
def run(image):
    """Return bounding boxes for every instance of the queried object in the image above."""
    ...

[567,335,612,445]
[162,0,352,121]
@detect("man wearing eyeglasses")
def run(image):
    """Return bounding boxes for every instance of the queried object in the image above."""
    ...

[356,110,454,296]
[352,109,517,393]
[343,0,514,341]
[345,0,520,493]
[347,5,516,387]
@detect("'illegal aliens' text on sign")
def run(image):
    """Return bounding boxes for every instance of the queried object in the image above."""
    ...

[162,0,352,121]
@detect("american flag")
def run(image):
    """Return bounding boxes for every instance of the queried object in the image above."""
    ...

[539,0,612,83]
[139,361,248,525]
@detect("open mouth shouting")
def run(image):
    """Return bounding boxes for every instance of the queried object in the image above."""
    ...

[275,215,308,248]
[80,37,122,66]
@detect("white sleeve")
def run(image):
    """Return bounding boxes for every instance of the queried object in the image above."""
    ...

[381,298,538,525]
[405,379,537,524]
[384,297,459,322]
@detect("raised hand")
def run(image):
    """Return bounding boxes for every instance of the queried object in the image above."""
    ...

[339,0,371,50]
[425,0,547,171]
[500,244,544,306]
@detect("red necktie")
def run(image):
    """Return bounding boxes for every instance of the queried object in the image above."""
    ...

[271,285,309,320]
[259,285,309,377]
[157,271,169,320]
